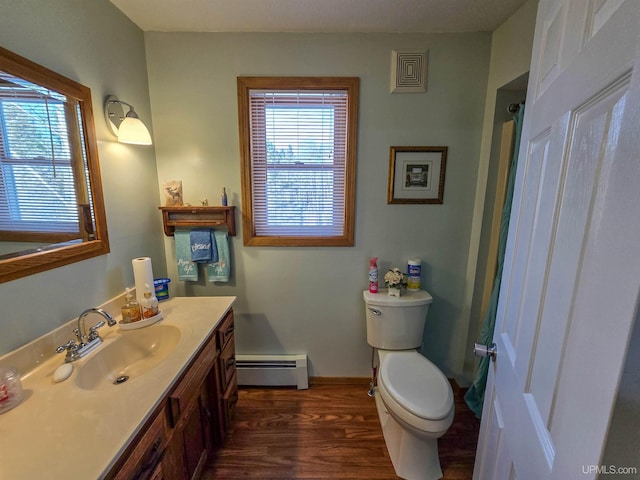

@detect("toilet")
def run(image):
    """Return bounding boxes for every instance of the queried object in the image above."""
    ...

[363,289,454,480]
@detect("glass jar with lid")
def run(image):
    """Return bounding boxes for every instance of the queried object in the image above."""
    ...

[0,367,23,414]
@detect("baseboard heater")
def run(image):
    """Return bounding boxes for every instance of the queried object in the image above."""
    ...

[236,354,309,389]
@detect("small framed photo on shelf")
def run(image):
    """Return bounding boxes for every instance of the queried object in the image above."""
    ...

[387,146,447,204]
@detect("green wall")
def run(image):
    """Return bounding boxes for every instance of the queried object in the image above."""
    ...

[0,0,165,355]
[145,31,491,377]
[0,0,537,384]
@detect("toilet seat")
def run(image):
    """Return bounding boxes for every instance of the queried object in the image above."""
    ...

[379,350,453,421]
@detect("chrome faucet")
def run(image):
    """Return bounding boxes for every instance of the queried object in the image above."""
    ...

[55,308,116,363]
[76,308,117,343]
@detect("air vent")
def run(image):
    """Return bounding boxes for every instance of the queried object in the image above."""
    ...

[391,50,428,93]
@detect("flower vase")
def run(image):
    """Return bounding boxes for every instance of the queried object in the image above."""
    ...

[388,286,401,297]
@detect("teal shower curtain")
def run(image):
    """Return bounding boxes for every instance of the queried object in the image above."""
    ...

[465,104,525,419]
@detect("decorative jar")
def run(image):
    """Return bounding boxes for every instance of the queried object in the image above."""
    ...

[388,286,402,297]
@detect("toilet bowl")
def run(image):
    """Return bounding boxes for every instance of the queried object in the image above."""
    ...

[375,350,454,480]
[363,289,454,480]
[378,350,454,436]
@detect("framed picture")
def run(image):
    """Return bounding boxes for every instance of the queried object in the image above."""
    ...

[387,146,447,204]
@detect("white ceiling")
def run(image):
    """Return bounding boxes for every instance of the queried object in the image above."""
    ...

[110,0,529,33]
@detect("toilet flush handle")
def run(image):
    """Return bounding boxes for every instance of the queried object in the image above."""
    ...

[368,307,382,316]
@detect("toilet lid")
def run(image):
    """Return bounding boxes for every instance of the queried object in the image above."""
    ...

[380,351,453,421]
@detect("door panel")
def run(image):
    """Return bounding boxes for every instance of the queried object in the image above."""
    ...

[501,129,551,355]
[535,0,566,97]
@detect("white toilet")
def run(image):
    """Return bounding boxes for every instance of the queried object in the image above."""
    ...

[363,289,454,480]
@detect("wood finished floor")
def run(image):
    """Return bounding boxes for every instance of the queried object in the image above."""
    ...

[201,381,480,480]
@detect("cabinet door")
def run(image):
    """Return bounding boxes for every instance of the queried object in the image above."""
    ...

[169,334,218,426]
[111,407,167,480]
[206,358,225,445]
[182,391,209,480]
[148,461,163,480]
[161,432,186,480]
[219,337,236,392]
[165,333,219,480]
[164,374,214,480]
[221,370,238,432]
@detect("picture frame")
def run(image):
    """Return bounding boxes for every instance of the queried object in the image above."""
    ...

[387,146,447,204]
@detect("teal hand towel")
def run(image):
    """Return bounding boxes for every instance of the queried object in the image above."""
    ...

[175,229,198,281]
[207,231,230,282]
[190,228,217,263]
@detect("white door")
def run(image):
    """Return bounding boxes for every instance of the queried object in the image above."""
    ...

[474,1,640,479]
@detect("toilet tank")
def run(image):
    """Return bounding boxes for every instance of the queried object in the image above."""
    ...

[363,290,433,350]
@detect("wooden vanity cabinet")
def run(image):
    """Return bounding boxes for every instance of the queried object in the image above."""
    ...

[106,308,237,480]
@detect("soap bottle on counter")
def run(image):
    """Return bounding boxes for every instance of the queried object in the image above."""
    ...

[121,288,142,323]
[141,283,159,318]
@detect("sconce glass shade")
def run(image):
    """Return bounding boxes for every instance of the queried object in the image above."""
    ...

[117,111,152,145]
[104,96,153,146]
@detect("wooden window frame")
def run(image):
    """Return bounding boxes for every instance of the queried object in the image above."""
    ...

[237,76,359,247]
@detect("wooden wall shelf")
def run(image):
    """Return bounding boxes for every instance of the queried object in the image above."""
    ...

[159,206,236,236]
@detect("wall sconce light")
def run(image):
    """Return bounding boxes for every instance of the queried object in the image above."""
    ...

[104,95,153,145]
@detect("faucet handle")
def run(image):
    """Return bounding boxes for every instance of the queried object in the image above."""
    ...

[88,321,106,341]
[90,321,106,331]
[55,339,78,354]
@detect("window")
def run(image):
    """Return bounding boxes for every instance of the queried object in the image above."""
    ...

[0,73,88,242]
[238,77,359,246]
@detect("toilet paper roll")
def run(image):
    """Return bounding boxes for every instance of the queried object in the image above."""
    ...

[132,257,155,303]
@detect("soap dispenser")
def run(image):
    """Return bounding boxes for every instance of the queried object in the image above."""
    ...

[121,288,142,323]
[141,283,159,319]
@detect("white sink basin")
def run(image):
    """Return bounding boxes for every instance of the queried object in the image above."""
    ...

[75,325,181,390]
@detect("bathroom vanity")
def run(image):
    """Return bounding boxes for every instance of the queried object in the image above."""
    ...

[0,296,236,480]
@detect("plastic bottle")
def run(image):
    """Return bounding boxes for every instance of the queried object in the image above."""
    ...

[221,187,228,206]
[369,257,379,293]
[121,288,142,323]
[407,258,421,291]
[141,283,160,318]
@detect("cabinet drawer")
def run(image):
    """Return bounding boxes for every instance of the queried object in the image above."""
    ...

[169,334,218,427]
[112,407,168,480]
[217,310,235,350]
[219,338,236,392]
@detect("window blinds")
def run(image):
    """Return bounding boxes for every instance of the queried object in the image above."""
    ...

[248,89,348,237]
[0,80,80,234]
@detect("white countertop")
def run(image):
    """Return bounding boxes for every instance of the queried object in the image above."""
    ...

[0,296,236,480]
